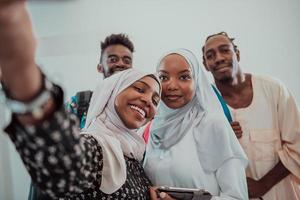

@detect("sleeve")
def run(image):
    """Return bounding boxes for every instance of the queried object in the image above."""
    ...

[276,82,300,179]
[214,159,249,200]
[6,106,103,199]
[194,115,248,199]
[194,115,248,172]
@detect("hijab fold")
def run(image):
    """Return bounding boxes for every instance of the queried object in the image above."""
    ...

[81,69,149,194]
[148,49,247,172]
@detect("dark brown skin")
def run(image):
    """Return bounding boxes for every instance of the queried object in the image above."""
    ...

[203,34,290,198]
[247,161,290,198]
[0,1,52,125]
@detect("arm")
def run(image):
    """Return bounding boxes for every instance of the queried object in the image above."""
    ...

[6,110,103,198]
[0,1,41,102]
[247,80,300,198]
[0,1,55,126]
[247,161,290,198]
[276,81,300,179]
[0,2,103,198]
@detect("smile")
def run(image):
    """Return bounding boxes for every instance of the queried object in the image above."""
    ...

[215,64,231,72]
[165,95,182,101]
[130,105,146,118]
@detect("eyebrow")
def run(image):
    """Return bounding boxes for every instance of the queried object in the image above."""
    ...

[108,54,132,59]
[135,80,160,98]
[205,44,230,54]
[159,69,191,74]
[219,44,230,49]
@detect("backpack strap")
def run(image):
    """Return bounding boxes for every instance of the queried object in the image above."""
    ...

[211,85,232,123]
[76,90,93,123]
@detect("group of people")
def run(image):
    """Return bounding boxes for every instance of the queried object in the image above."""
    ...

[0,1,299,200]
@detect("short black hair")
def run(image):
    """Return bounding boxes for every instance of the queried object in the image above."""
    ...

[100,33,134,62]
[202,32,238,64]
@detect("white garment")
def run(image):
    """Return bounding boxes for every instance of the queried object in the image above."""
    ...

[81,69,151,194]
[144,49,248,200]
[229,75,300,200]
[0,99,11,131]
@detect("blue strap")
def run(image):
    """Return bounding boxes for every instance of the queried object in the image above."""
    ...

[211,85,233,122]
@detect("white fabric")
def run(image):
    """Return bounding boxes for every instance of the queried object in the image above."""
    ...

[144,49,248,199]
[0,99,11,131]
[81,69,149,194]
[229,75,300,200]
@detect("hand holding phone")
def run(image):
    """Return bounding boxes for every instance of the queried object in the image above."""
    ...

[156,186,212,200]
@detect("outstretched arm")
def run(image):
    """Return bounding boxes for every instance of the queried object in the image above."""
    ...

[0,2,103,198]
[0,1,56,125]
[0,1,41,100]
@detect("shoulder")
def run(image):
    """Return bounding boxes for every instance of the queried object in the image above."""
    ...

[200,113,233,138]
[253,74,286,89]
[252,74,290,97]
[202,112,228,126]
[80,134,103,157]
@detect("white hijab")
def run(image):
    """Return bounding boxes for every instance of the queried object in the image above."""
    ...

[81,69,154,194]
[148,49,247,172]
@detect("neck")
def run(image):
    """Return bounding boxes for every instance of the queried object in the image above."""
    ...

[215,69,249,95]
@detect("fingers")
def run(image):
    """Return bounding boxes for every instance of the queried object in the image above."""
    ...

[149,187,176,200]
[149,187,159,200]
[159,192,175,200]
[230,121,243,138]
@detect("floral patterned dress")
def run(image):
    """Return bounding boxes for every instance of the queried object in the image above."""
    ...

[5,105,152,199]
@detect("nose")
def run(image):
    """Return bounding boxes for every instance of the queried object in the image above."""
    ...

[140,92,152,106]
[140,92,158,119]
[215,51,225,65]
[165,78,178,91]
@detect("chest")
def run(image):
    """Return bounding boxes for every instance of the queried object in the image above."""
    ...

[144,132,218,191]
[224,88,253,109]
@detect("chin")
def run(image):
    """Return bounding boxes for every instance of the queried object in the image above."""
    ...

[216,74,232,82]
[124,121,144,130]
[164,102,182,109]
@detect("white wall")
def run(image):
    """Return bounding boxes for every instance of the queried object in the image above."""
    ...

[1,0,299,199]
[28,0,300,102]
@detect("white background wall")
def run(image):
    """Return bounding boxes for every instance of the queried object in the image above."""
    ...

[0,0,299,199]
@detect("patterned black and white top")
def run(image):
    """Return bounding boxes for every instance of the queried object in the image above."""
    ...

[6,106,152,199]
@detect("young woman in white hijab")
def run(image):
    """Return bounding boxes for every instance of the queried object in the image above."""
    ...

[144,49,249,200]
[4,68,161,199]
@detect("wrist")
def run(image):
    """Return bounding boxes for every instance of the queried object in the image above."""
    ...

[2,67,42,101]
[1,71,64,125]
[260,175,274,192]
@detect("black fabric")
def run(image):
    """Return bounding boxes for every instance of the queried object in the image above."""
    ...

[28,182,52,200]
[76,90,93,121]
[8,102,151,199]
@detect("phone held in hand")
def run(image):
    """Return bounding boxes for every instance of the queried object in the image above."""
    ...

[156,186,212,200]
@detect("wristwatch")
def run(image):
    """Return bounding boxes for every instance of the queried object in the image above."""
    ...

[0,73,63,120]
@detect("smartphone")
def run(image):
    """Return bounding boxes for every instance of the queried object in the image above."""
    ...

[156,186,212,200]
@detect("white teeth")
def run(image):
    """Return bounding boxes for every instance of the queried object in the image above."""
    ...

[130,105,146,118]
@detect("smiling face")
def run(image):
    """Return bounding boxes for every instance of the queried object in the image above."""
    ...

[158,54,195,109]
[203,35,240,82]
[98,44,133,78]
[114,76,160,129]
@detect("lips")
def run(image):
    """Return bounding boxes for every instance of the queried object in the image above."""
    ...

[129,104,147,119]
[214,63,231,72]
[165,94,182,101]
